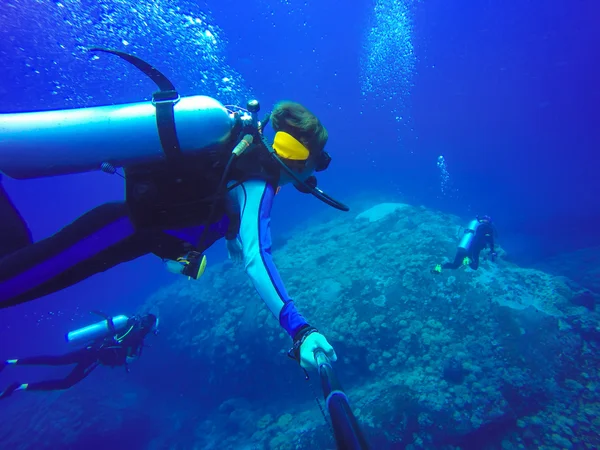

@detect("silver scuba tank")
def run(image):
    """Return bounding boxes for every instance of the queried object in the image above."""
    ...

[458,219,480,251]
[0,95,237,180]
[65,315,130,344]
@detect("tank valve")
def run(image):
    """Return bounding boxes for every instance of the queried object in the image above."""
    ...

[247,99,260,130]
[247,99,260,113]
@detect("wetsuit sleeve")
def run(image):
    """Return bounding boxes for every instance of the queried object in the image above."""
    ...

[230,180,308,338]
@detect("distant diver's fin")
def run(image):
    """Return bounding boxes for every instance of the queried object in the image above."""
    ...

[88,47,176,93]
[88,47,182,160]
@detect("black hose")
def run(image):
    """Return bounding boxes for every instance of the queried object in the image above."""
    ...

[196,152,236,251]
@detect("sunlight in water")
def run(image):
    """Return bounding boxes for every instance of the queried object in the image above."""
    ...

[0,0,253,108]
[360,0,419,119]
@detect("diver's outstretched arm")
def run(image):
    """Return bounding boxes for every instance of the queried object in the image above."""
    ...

[230,180,308,338]
[230,180,337,370]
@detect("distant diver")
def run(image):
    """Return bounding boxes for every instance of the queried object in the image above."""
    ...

[0,49,342,370]
[434,215,497,272]
[0,313,158,400]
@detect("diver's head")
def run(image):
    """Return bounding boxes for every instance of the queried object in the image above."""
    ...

[270,101,330,184]
[477,215,493,224]
[140,313,159,336]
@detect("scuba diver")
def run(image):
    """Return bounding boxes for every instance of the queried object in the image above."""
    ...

[434,215,497,272]
[0,313,158,400]
[0,48,344,371]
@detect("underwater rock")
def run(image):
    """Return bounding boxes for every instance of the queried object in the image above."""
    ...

[355,202,410,222]
[0,380,155,449]
[138,202,600,448]
[537,245,600,294]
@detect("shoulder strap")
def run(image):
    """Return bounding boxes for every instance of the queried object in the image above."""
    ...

[89,48,182,161]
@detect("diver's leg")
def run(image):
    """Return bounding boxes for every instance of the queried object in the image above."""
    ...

[22,361,99,392]
[0,382,24,400]
[442,248,467,270]
[0,202,151,309]
[0,176,33,258]
[7,348,91,367]
[469,249,481,270]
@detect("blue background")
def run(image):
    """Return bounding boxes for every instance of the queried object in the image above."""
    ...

[0,0,597,410]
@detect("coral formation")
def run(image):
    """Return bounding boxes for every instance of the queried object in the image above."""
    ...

[1,202,598,449]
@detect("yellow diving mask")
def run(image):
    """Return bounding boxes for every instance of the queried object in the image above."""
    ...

[261,120,344,210]
[272,131,310,161]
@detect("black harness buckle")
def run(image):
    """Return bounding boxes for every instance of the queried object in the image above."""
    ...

[152,89,180,103]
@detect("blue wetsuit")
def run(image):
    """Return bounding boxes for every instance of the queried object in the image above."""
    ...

[0,172,307,337]
[230,180,306,337]
[157,180,307,337]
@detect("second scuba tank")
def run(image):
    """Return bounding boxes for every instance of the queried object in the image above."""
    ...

[0,95,237,180]
[65,315,130,344]
[458,219,480,251]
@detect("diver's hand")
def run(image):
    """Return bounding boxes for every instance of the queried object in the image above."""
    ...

[226,238,244,263]
[299,332,337,371]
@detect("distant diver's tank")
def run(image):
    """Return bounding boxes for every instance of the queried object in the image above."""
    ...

[66,315,130,344]
[0,95,237,180]
[458,219,480,251]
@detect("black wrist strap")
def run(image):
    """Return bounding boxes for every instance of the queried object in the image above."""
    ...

[287,326,318,363]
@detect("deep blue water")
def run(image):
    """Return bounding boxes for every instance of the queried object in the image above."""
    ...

[0,0,598,446]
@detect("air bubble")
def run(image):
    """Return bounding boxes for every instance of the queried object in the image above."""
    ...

[360,0,418,118]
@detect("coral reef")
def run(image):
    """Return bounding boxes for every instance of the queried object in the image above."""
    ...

[142,202,599,448]
[0,378,155,449]
[538,245,600,295]
[1,202,598,449]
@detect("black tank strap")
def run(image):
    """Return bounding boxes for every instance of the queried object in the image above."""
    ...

[153,90,182,160]
[106,316,116,334]
[89,47,182,161]
[90,310,116,333]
